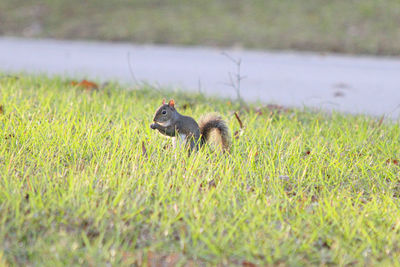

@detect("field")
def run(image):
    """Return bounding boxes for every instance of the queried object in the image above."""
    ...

[1,75,400,266]
[1,0,400,55]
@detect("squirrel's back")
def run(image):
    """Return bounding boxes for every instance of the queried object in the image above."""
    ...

[198,113,231,152]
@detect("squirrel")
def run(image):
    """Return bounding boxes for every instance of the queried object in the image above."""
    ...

[150,99,231,152]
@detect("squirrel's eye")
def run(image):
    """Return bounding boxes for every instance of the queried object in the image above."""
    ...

[162,110,167,115]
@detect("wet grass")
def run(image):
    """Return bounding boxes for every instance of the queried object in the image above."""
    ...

[1,0,400,55]
[1,74,400,266]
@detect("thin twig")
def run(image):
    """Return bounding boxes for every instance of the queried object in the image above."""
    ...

[234,112,244,129]
[198,78,203,94]
[142,141,148,158]
[377,115,385,127]
[126,52,139,85]
[221,52,246,102]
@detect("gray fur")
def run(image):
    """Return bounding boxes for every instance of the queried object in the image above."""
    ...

[151,103,230,152]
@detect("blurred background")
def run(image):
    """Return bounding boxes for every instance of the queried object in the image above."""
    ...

[1,0,400,117]
[2,0,400,55]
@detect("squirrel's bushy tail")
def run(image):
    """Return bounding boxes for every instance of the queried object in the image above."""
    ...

[199,113,231,152]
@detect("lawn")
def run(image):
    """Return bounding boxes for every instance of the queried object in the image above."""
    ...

[1,74,400,266]
[1,0,400,55]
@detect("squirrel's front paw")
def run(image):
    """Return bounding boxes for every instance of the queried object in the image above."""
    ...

[150,123,157,130]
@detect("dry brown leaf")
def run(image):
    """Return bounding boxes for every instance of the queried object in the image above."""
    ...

[146,251,180,267]
[242,260,257,267]
[71,79,99,91]
[386,159,399,165]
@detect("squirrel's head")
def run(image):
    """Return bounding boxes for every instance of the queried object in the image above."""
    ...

[153,99,176,125]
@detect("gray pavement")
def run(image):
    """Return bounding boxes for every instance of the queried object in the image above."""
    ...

[1,37,399,118]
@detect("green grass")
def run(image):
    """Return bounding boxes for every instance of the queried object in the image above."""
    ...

[1,74,400,266]
[1,0,400,55]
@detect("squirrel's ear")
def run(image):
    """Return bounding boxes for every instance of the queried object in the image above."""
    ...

[168,99,175,108]
[162,99,166,105]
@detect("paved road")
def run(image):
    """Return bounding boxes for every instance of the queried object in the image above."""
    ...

[1,37,399,118]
